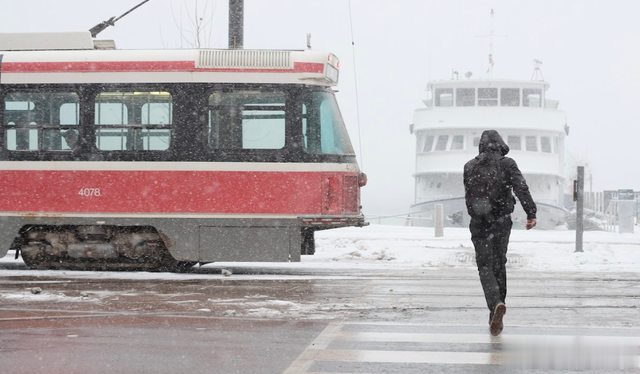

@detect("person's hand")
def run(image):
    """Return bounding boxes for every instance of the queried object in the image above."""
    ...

[526,219,537,230]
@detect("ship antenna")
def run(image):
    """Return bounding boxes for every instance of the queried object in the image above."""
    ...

[531,59,545,81]
[476,9,506,78]
[488,9,495,75]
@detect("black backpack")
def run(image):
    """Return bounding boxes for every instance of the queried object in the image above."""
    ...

[467,153,510,216]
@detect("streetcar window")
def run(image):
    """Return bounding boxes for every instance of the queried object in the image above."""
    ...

[94,92,172,151]
[435,88,453,107]
[478,88,498,106]
[3,92,79,151]
[208,91,286,150]
[523,89,542,107]
[500,88,520,106]
[302,91,354,155]
[541,136,552,153]
[456,88,475,107]
[507,135,522,151]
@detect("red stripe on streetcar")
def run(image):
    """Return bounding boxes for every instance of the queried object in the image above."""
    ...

[0,170,355,215]
[1,61,325,74]
[2,61,194,73]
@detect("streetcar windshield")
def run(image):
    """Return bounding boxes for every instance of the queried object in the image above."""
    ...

[302,91,354,155]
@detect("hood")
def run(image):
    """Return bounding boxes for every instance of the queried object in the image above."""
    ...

[478,130,509,156]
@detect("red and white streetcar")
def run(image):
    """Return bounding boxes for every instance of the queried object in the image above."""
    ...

[0,31,367,270]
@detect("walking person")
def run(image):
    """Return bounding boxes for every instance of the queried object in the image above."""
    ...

[463,130,537,336]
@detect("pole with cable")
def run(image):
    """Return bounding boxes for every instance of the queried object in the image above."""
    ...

[347,0,364,171]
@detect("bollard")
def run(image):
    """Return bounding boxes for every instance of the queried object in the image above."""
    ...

[575,166,584,252]
[435,204,444,237]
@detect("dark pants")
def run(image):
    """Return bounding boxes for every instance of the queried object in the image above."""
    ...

[469,214,513,314]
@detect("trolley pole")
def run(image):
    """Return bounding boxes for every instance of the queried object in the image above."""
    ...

[228,0,244,49]
[575,166,584,252]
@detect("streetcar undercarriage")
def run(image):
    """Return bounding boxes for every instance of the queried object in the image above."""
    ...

[16,225,191,271]
[4,216,366,271]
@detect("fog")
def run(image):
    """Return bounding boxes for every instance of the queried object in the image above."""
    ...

[1,0,638,217]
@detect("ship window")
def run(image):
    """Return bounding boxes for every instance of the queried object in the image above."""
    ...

[541,136,552,153]
[423,135,434,152]
[435,135,449,151]
[478,88,498,106]
[456,88,475,107]
[554,137,559,153]
[435,88,453,107]
[500,88,520,106]
[451,135,464,150]
[507,135,522,151]
[473,137,480,147]
[523,89,542,107]
[526,136,538,151]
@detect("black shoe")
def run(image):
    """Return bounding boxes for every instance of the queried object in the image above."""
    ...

[489,303,506,336]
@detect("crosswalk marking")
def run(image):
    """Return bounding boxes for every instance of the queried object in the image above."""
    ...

[336,331,500,344]
[282,321,344,374]
[336,331,640,345]
[313,349,503,365]
[284,322,640,373]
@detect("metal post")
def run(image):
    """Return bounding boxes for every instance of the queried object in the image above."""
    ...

[228,0,244,49]
[575,166,584,252]
[435,204,444,237]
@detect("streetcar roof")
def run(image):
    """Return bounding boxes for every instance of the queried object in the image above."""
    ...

[0,32,340,86]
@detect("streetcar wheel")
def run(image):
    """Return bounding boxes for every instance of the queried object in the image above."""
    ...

[174,261,198,272]
[301,229,315,255]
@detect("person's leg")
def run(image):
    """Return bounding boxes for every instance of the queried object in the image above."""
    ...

[488,215,512,336]
[493,215,513,303]
[470,216,502,315]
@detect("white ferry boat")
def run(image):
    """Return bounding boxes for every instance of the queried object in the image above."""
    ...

[409,75,568,230]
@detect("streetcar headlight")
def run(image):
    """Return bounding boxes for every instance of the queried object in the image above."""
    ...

[358,172,367,187]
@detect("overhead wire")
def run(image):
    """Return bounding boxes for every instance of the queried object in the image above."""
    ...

[347,0,364,171]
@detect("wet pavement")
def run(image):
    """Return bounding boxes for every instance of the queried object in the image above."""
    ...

[1,259,639,373]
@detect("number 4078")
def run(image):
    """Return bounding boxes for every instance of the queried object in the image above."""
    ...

[78,188,101,197]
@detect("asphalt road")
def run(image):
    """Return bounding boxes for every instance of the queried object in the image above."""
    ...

[1,260,638,373]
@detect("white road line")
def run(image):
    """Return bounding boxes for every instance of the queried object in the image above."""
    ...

[314,349,503,365]
[284,322,640,373]
[282,320,344,374]
[336,331,640,345]
[336,331,499,344]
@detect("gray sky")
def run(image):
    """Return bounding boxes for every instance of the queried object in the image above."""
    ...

[1,0,638,217]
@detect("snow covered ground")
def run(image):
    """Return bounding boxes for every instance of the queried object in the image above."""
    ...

[2,224,638,274]
[1,225,638,322]
[305,225,640,273]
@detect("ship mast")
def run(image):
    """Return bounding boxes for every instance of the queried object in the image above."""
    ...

[487,9,495,77]
[477,9,505,79]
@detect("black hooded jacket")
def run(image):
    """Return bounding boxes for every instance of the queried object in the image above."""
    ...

[463,130,537,219]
